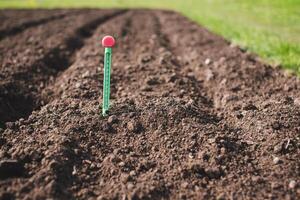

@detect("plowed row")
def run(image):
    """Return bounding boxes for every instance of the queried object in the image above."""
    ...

[0,9,299,200]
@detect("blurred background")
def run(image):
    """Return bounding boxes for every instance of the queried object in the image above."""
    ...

[1,0,299,74]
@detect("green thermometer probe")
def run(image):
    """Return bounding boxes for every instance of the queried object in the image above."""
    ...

[101,35,115,116]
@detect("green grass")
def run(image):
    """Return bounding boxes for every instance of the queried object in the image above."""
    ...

[1,0,299,74]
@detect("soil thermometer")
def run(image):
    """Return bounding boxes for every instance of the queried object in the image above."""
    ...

[101,35,115,116]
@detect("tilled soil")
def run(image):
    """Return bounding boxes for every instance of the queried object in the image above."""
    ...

[0,9,75,40]
[0,9,299,200]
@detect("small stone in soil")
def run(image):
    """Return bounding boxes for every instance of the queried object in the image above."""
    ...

[205,68,214,81]
[72,166,77,175]
[138,53,152,64]
[204,58,211,65]
[129,170,136,176]
[127,121,143,133]
[0,159,24,179]
[294,98,300,106]
[75,82,81,88]
[127,182,134,190]
[118,162,125,167]
[273,143,282,154]
[181,181,189,188]
[124,64,132,70]
[107,115,118,124]
[273,157,281,164]
[289,180,296,189]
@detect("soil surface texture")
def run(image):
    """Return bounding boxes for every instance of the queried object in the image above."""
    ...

[0,9,299,200]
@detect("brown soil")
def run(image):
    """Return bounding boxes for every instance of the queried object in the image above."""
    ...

[0,9,71,40]
[0,9,299,200]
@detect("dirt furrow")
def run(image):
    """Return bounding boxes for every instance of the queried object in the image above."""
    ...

[0,10,70,41]
[0,10,67,31]
[157,11,300,199]
[0,11,131,200]
[0,10,126,127]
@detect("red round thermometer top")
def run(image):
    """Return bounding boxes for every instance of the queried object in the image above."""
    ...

[102,35,115,47]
